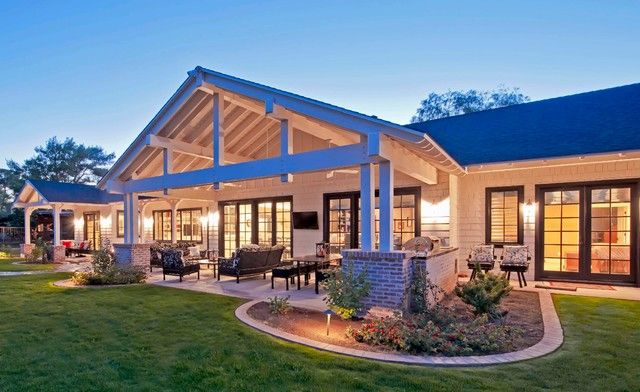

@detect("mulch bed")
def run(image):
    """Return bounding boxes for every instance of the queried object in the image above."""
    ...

[247,291,544,355]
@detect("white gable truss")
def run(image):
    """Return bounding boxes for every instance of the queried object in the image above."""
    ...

[98,67,465,197]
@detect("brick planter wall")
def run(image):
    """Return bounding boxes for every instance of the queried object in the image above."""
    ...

[51,245,66,263]
[341,250,412,311]
[113,243,151,268]
[341,248,460,313]
[20,243,34,258]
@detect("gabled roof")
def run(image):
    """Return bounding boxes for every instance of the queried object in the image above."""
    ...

[406,83,640,166]
[13,179,124,208]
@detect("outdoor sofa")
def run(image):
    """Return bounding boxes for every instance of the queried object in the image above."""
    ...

[218,244,287,283]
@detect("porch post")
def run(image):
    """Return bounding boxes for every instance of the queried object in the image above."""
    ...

[280,119,293,183]
[170,200,178,244]
[379,161,394,252]
[123,193,139,244]
[24,207,32,244]
[360,163,375,251]
[52,203,62,246]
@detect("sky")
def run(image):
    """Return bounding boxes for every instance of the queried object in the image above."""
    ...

[0,0,638,167]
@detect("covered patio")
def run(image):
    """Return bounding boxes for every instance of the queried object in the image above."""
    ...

[97,67,463,270]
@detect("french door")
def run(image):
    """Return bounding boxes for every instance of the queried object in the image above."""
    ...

[83,212,101,250]
[220,197,292,258]
[538,182,637,284]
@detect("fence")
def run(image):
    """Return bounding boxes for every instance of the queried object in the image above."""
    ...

[0,227,24,244]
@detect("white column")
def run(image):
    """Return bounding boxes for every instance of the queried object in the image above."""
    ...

[212,92,224,190]
[280,119,293,183]
[379,161,394,252]
[24,207,32,244]
[360,163,375,251]
[52,204,62,246]
[124,193,139,244]
[170,201,178,244]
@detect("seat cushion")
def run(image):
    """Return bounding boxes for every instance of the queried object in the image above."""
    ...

[470,244,494,262]
[501,245,529,266]
[161,249,184,269]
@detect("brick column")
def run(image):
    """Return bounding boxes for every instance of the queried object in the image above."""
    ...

[341,249,412,311]
[113,243,151,269]
[20,243,35,258]
[51,245,66,263]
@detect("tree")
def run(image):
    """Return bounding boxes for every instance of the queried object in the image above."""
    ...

[1,137,115,220]
[411,85,530,123]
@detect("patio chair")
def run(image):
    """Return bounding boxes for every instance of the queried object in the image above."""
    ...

[149,243,163,272]
[467,244,496,279]
[218,244,286,283]
[499,245,531,288]
[161,248,200,282]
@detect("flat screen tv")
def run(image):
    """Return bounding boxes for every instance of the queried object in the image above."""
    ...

[292,211,319,230]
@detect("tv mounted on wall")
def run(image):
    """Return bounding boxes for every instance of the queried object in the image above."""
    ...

[292,211,319,230]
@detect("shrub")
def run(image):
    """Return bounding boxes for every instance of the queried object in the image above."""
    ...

[348,312,521,356]
[322,261,370,320]
[454,267,512,317]
[267,295,291,315]
[72,265,146,286]
[409,263,444,315]
[92,247,115,274]
[26,238,48,263]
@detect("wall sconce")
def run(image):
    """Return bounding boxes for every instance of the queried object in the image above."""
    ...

[143,217,154,229]
[74,218,84,228]
[199,215,208,226]
[100,216,111,228]
[523,199,536,224]
[211,211,220,228]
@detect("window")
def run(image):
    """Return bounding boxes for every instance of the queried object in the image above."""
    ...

[324,187,421,253]
[116,210,124,238]
[153,210,172,242]
[176,208,202,243]
[219,197,293,258]
[486,186,524,245]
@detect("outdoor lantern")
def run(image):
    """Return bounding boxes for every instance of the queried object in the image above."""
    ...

[523,199,536,224]
[323,309,335,336]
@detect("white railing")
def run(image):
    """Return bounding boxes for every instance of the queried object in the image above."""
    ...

[0,227,24,244]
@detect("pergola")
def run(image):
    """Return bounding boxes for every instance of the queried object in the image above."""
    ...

[98,67,465,253]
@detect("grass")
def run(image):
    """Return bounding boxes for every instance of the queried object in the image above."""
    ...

[0,274,639,391]
[0,258,56,272]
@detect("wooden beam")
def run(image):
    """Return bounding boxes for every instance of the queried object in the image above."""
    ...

[212,92,225,168]
[378,135,438,185]
[121,143,369,193]
[146,135,245,163]
[269,104,358,146]
[140,188,217,201]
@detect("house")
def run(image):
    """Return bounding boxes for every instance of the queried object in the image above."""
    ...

[12,67,640,299]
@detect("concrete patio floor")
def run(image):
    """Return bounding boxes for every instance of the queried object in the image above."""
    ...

[147,267,328,311]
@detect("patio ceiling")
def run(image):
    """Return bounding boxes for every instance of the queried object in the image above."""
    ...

[98,67,465,195]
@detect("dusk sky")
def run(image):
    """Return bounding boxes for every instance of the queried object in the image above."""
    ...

[1,1,638,167]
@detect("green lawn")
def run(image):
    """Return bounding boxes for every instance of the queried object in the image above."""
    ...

[0,258,55,272]
[0,274,638,391]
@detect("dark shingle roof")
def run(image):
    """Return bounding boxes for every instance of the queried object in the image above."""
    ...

[27,179,124,204]
[406,83,640,166]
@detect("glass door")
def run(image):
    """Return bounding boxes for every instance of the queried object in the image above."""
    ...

[539,183,636,283]
[84,212,101,250]
[541,189,582,276]
[588,186,633,281]
[327,197,352,254]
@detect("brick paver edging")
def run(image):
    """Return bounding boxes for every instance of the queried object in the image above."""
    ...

[234,291,563,367]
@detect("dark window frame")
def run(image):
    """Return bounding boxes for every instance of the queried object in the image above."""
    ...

[485,186,525,247]
[176,207,203,244]
[152,209,172,242]
[218,196,293,257]
[323,186,421,251]
[116,210,125,238]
